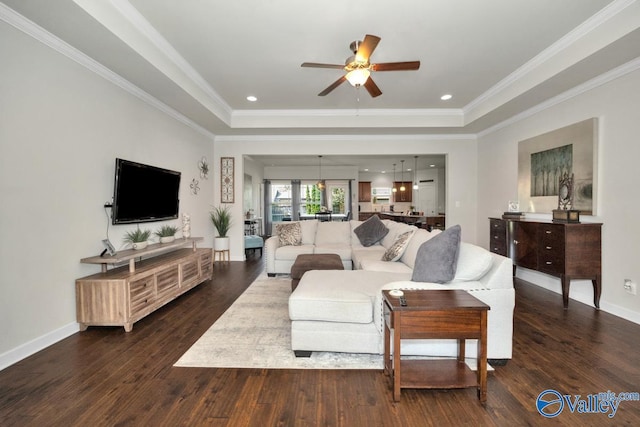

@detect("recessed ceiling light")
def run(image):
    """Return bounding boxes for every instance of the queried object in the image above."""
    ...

[440,94,452,101]
[364,168,369,172]
[430,164,436,167]
[381,171,386,174]
[246,95,257,102]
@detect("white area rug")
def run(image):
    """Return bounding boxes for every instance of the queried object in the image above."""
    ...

[175,274,489,370]
[174,274,383,369]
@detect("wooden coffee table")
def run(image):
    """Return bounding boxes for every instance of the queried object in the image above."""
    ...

[383,289,490,403]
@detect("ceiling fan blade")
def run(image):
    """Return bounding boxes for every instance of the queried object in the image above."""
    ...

[301,62,344,69]
[364,77,382,98]
[318,75,347,96]
[371,61,421,71]
[355,34,381,62]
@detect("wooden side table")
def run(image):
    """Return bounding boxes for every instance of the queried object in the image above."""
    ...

[383,290,490,403]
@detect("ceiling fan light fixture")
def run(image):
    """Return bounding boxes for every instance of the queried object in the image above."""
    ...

[345,68,370,87]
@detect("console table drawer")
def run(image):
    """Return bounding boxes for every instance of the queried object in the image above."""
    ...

[156,265,180,300]
[180,259,200,289]
[129,276,155,313]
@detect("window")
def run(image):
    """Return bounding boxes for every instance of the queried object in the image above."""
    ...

[270,182,291,222]
[326,181,348,214]
[300,181,321,215]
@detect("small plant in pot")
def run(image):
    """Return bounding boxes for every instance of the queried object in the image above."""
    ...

[155,225,179,244]
[210,205,233,250]
[123,227,152,250]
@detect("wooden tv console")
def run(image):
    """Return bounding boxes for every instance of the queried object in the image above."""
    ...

[76,238,212,332]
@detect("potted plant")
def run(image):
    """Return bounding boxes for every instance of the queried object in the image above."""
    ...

[155,225,179,244]
[123,227,152,250]
[210,205,233,250]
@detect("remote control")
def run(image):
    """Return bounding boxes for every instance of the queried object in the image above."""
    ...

[399,296,407,306]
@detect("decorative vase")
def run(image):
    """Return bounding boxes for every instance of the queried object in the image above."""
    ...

[182,213,191,239]
[132,241,148,250]
[214,237,230,251]
[160,236,175,244]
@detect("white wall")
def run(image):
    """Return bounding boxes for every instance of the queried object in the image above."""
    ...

[242,156,265,219]
[214,135,478,259]
[0,22,214,368]
[477,67,640,324]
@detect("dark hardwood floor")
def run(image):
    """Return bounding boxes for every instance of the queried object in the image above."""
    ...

[1,255,639,426]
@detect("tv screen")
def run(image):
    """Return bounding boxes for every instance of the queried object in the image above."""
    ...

[112,158,181,225]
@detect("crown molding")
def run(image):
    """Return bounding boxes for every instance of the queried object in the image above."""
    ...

[108,0,232,120]
[477,56,640,138]
[232,108,462,118]
[1,2,215,139]
[214,133,476,143]
[464,0,638,121]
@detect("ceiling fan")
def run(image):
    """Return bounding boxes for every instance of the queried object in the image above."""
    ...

[301,34,420,98]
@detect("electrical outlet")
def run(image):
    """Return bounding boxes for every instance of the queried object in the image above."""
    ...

[623,279,637,295]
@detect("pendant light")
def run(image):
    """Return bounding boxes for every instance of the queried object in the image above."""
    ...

[392,163,397,193]
[400,160,406,192]
[317,155,325,190]
[413,156,419,190]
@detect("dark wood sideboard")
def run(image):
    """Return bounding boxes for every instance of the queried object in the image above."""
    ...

[489,218,602,309]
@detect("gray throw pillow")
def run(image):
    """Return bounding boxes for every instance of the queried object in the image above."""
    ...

[411,225,461,283]
[354,215,389,247]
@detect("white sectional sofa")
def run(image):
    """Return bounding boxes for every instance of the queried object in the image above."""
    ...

[266,218,427,275]
[265,217,515,361]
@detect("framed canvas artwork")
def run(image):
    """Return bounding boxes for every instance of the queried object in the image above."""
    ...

[517,118,597,215]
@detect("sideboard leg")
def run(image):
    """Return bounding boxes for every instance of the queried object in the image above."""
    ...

[561,276,570,309]
[593,275,602,309]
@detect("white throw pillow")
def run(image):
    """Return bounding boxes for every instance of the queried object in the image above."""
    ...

[400,228,442,269]
[451,242,494,282]
[381,221,415,249]
[381,229,416,262]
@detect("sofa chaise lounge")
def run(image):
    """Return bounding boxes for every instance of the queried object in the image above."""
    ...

[265,217,514,361]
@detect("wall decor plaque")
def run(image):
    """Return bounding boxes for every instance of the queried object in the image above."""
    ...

[221,157,234,203]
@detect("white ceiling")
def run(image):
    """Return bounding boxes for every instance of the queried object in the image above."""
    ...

[4,0,640,141]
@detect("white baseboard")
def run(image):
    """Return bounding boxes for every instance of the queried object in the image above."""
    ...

[517,269,640,325]
[0,322,79,372]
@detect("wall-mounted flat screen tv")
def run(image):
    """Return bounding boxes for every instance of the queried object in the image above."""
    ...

[112,158,181,225]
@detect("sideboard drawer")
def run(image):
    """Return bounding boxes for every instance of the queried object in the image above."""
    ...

[538,254,565,275]
[489,219,507,256]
